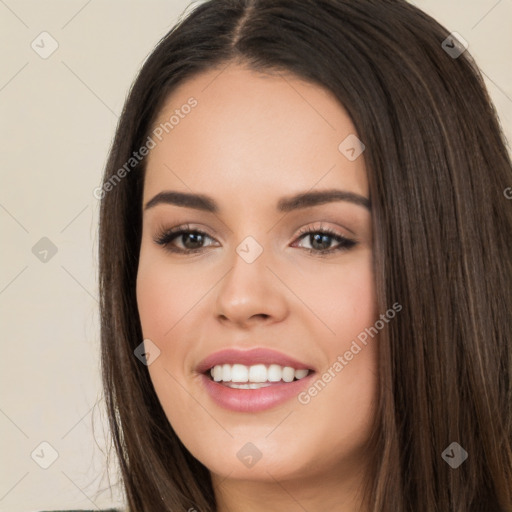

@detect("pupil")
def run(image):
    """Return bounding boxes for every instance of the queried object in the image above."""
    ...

[184,233,203,249]
[311,233,330,251]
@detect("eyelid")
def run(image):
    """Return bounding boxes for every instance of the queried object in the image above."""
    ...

[294,221,355,239]
[153,222,351,242]
[153,223,216,245]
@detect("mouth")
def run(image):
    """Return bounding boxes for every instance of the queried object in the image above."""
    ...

[196,348,317,412]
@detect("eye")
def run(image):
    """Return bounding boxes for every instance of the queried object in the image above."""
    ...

[292,224,357,255]
[154,224,217,254]
[153,223,358,256]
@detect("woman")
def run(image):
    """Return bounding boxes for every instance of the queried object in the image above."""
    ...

[97,0,512,510]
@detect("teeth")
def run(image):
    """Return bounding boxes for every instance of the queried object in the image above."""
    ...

[209,364,310,384]
[222,364,231,382]
[224,382,273,389]
[231,364,249,382]
[268,364,283,382]
[282,366,295,383]
[212,365,223,381]
[294,369,309,379]
[249,364,267,382]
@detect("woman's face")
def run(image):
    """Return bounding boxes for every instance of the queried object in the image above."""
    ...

[136,64,378,487]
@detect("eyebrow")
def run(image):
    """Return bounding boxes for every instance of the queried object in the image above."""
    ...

[144,188,371,213]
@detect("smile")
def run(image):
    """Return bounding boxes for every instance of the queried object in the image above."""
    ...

[196,347,317,412]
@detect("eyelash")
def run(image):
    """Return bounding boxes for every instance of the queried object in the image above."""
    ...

[154,223,357,256]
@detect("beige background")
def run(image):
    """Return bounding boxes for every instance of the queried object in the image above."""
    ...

[1,1,511,510]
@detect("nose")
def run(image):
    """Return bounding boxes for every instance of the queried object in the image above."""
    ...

[214,244,289,329]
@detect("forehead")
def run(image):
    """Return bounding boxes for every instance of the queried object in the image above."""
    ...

[143,64,368,204]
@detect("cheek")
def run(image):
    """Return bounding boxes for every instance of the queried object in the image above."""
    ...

[334,258,377,337]
[136,255,214,339]
[136,263,176,337]
[288,250,379,430]
[289,248,377,340]
[136,258,209,419]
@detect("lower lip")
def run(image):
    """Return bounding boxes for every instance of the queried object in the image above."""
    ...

[199,373,315,412]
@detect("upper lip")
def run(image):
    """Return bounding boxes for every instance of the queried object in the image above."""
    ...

[196,348,316,374]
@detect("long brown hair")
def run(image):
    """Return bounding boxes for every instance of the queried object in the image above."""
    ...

[98,1,512,510]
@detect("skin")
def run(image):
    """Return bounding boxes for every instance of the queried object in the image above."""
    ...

[136,63,379,512]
